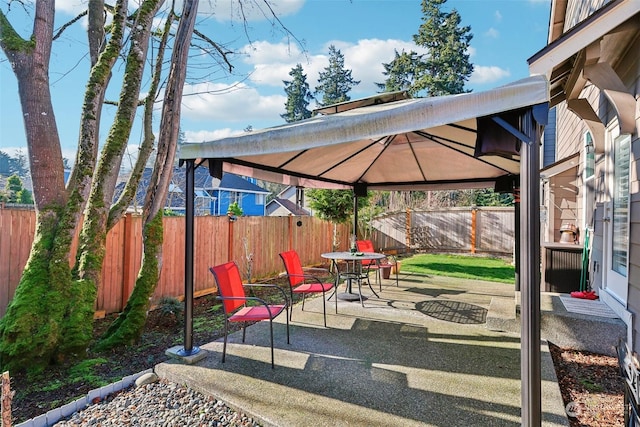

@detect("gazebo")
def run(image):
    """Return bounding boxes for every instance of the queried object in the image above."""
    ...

[177,74,550,425]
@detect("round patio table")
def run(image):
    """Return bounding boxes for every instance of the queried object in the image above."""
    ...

[321,251,386,305]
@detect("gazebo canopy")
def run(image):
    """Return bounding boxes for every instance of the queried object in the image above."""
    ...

[179,75,549,192]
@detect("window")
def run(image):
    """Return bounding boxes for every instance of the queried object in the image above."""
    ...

[255,194,264,205]
[611,133,630,276]
[583,132,595,229]
[584,132,594,179]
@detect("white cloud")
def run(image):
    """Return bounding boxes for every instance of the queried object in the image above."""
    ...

[494,10,503,22]
[484,28,499,39]
[180,81,286,123]
[338,39,423,94]
[241,38,424,95]
[469,65,510,84]
[55,0,88,15]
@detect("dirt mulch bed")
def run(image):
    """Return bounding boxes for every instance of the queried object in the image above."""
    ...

[549,342,625,426]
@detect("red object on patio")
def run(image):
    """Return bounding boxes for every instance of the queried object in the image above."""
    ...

[279,250,336,327]
[210,261,289,368]
[570,290,598,300]
[356,240,398,289]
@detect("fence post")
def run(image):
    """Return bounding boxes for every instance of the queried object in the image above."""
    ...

[228,216,234,262]
[471,208,477,254]
[288,215,293,250]
[121,213,134,309]
[405,208,411,248]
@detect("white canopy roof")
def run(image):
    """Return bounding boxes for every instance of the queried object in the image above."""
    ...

[179,75,549,191]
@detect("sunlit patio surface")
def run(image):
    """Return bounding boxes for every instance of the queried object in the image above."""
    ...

[156,272,569,426]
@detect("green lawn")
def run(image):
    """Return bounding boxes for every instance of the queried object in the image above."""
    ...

[400,253,515,284]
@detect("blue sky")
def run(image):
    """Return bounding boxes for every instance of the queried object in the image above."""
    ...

[0,0,551,165]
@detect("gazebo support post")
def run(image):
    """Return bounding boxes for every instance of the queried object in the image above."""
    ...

[520,109,542,426]
[177,158,200,357]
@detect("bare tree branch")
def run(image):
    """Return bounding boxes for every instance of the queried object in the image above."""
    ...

[52,10,88,41]
[109,1,176,227]
[192,28,233,72]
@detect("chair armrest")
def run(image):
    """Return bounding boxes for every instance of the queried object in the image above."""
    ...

[303,267,331,276]
[244,283,289,306]
[285,271,335,284]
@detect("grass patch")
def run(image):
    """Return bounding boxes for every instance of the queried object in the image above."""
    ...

[579,377,604,393]
[69,358,109,387]
[401,253,515,284]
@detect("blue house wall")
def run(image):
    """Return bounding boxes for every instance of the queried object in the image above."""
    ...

[113,168,269,216]
[211,173,269,216]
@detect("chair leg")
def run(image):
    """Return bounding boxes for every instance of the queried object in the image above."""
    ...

[269,319,274,369]
[321,290,327,327]
[366,277,379,298]
[285,308,290,345]
[222,320,229,363]
[289,289,294,321]
[357,278,364,307]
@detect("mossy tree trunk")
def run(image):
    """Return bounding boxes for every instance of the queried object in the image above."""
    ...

[75,0,163,290]
[98,0,200,348]
[0,0,137,372]
[1,0,299,369]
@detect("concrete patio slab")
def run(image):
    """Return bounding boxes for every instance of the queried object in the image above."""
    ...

[156,273,569,426]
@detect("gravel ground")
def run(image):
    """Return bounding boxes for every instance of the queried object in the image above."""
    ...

[53,379,262,427]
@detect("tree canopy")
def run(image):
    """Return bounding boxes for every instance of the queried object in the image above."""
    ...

[281,63,313,123]
[1,173,34,204]
[377,0,474,97]
[314,45,360,107]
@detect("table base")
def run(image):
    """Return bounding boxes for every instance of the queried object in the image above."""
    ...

[337,292,368,302]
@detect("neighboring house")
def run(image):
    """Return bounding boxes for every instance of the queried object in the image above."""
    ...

[529,0,639,350]
[266,186,311,216]
[113,168,269,216]
[210,173,270,216]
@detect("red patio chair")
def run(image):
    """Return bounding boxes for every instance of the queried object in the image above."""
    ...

[356,240,398,289]
[209,261,289,369]
[279,250,336,327]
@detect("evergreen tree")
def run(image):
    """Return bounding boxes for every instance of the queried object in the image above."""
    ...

[412,0,474,96]
[0,150,29,177]
[281,64,313,123]
[314,45,360,107]
[309,45,365,235]
[375,50,420,94]
[1,173,33,204]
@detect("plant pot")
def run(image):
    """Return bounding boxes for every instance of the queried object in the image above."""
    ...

[380,265,392,279]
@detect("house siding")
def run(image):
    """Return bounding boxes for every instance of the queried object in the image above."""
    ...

[565,0,610,30]
[538,0,640,352]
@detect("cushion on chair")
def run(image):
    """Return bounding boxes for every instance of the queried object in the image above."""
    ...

[229,305,287,322]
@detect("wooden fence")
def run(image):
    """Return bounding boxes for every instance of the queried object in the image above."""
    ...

[0,209,350,317]
[1,206,514,318]
[371,207,515,255]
